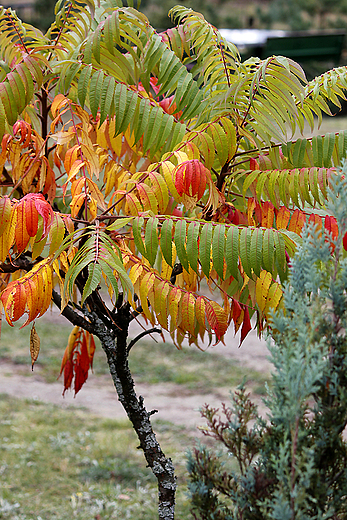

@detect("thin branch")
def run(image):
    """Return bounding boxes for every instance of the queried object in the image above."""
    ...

[51,290,94,333]
[127,328,162,354]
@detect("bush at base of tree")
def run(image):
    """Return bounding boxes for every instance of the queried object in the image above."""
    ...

[187,167,347,519]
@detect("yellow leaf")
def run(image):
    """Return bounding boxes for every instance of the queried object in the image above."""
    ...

[86,178,106,210]
[30,323,40,370]
[66,159,85,183]
[168,287,182,332]
[256,271,272,313]
[180,291,196,335]
[264,282,283,315]
[139,271,155,323]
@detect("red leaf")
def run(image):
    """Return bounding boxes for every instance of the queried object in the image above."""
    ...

[31,193,54,235]
[175,160,209,201]
[325,215,338,237]
[74,355,89,395]
[63,359,74,395]
[343,232,347,252]
[250,158,259,170]
[240,306,252,346]
[23,197,38,237]
[232,299,242,324]
[87,332,96,369]
[73,332,90,395]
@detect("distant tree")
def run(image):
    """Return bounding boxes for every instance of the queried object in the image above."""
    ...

[259,0,347,30]
[32,0,55,31]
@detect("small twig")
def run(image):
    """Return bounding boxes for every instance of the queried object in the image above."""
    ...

[127,328,162,354]
[51,290,94,333]
[129,305,143,322]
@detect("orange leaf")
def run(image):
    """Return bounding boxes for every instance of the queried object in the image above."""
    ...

[15,200,30,253]
[261,201,274,228]
[288,209,306,235]
[66,159,85,183]
[60,326,80,375]
[195,296,207,328]
[247,198,256,226]
[276,206,291,230]
[308,214,323,238]
[1,258,53,327]
[70,193,87,218]
[51,94,69,118]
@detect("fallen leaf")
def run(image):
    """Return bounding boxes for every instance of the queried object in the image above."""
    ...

[30,323,40,370]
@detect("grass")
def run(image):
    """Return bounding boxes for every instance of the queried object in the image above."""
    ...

[0,395,193,519]
[0,317,268,395]
[0,315,268,518]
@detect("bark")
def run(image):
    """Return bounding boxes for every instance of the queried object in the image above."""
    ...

[87,303,177,520]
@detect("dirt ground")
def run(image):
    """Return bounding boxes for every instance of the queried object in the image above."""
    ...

[0,313,271,435]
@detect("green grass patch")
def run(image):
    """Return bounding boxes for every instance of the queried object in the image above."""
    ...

[0,318,267,395]
[0,395,192,519]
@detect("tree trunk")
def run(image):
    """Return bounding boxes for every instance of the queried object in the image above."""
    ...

[88,304,177,520]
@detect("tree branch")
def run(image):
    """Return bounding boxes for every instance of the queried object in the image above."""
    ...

[51,290,94,333]
[127,328,162,354]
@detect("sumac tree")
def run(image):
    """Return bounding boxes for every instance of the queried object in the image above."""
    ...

[0,2,346,518]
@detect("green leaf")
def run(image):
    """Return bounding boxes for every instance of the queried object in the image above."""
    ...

[98,258,119,301]
[186,221,199,273]
[160,219,174,267]
[239,227,252,278]
[81,262,102,303]
[99,75,116,126]
[89,70,104,120]
[78,65,92,108]
[132,217,146,256]
[174,219,189,272]
[312,135,323,167]
[274,231,286,273]
[250,228,262,277]
[292,138,307,167]
[199,223,213,277]
[212,224,226,279]
[106,217,135,231]
[262,228,275,273]
[225,226,240,280]
[144,217,159,266]
[322,133,335,168]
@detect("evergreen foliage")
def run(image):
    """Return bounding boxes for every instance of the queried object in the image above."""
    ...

[187,166,347,519]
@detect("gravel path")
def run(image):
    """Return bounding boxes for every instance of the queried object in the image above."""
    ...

[0,315,271,433]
